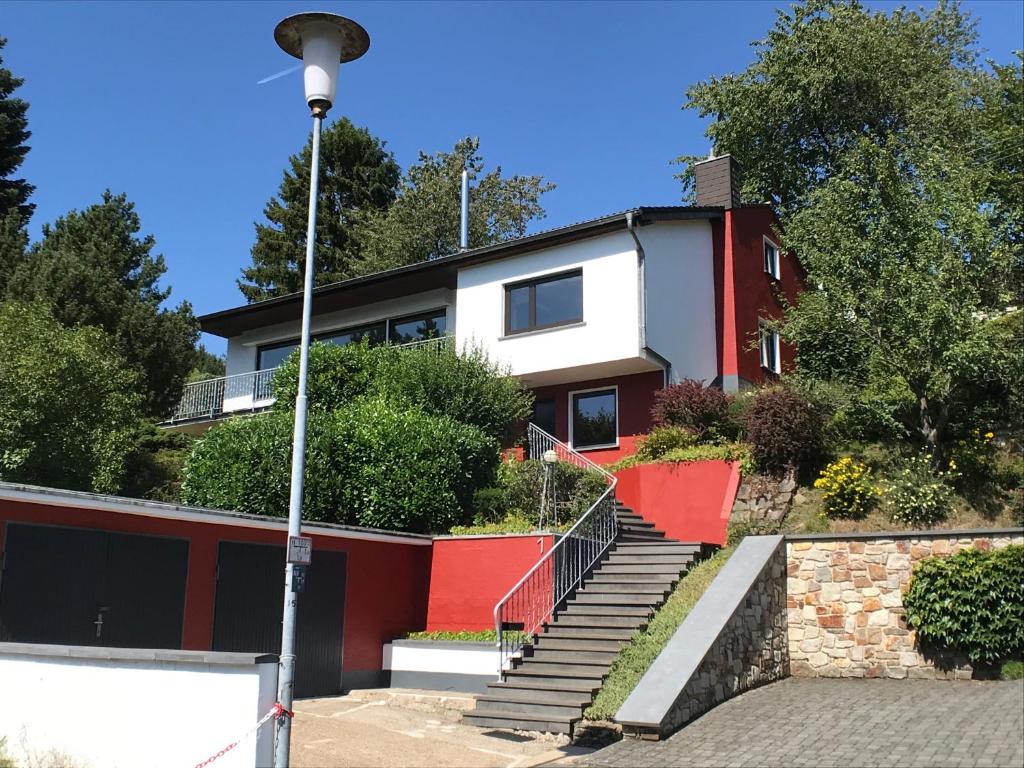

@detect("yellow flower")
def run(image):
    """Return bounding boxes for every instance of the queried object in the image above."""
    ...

[985,431,994,440]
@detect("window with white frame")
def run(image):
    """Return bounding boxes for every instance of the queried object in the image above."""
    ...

[763,237,781,280]
[570,387,617,450]
[759,322,781,374]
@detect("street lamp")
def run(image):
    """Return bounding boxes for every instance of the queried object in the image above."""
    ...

[272,12,369,768]
[541,449,559,528]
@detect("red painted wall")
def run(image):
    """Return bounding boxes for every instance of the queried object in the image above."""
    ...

[425,534,554,632]
[613,460,741,546]
[0,500,431,680]
[717,206,804,386]
[531,370,664,465]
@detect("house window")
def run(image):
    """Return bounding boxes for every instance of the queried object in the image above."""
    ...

[763,238,781,280]
[570,388,617,450]
[759,323,781,374]
[317,321,386,348]
[531,398,557,436]
[505,269,583,335]
[389,309,447,344]
[256,340,298,370]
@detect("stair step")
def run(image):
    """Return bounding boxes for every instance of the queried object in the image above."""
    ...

[560,604,653,617]
[549,614,647,629]
[612,543,700,554]
[473,698,584,720]
[589,572,679,584]
[617,533,668,541]
[603,554,695,565]
[462,712,573,735]
[595,564,688,576]
[569,593,661,607]
[479,687,594,707]
[579,582,671,594]
[506,663,606,680]
[617,521,657,530]
[533,637,628,652]
[541,626,639,639]
[491,677,600,693]
[528,649,618,665]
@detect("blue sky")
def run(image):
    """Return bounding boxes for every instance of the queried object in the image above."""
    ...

[3,1,1022,354]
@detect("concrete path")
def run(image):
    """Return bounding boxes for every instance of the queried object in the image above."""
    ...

[579,679,1024,768]
[291,692,591,768]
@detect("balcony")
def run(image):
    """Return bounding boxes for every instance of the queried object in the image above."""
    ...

[161,335,454,431]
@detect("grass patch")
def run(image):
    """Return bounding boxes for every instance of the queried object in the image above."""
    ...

[1001,660,1024,680]
[398,629,532,645]
[584,546,734,721]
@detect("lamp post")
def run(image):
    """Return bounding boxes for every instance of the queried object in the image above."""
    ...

[271,12,369,768]
[541,449,558,528]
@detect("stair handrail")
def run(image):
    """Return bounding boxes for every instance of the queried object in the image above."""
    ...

[492,424,619,678]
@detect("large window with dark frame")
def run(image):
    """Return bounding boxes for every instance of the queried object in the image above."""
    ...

[570,388,617,450]
[504,269,583,335]
[388,309,447,344]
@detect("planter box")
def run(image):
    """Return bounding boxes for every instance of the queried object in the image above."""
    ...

[383,639,498,694]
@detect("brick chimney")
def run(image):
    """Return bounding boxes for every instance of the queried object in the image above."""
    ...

[694,154,742,209]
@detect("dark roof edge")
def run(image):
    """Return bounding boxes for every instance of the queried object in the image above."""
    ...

[199,206,725,333]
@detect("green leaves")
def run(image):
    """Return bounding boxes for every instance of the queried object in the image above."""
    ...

[904,545,1024,664]
[0,36,33,224]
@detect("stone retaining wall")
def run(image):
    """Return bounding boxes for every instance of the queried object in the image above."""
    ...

[731,471,798,523]
[786,530,1023,680]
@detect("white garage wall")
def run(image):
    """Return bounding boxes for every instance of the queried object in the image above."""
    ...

[0,645,277,768]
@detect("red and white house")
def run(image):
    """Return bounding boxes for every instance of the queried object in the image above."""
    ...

[165,156,802,464]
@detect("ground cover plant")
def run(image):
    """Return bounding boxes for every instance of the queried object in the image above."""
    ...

[399,629,532,645]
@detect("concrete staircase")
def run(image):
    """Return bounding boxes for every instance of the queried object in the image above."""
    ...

[462,501,702,736]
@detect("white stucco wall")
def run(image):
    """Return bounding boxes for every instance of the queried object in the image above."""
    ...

[640,220,719,384]
[0,647,276,768]
[455,233,641,380]
[383,641,499,676]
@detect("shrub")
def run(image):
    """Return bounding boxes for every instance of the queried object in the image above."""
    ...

[814,457,878,519]
[883,451,956,527]
[904,545,1024,664]
[182,396,498,534]
[471,486,509,524]
[272,340,532,444]
[634,426,698,461]
[650,379,733,439]
[495,457,608,525]
[744,387,826,474]
[610,442,755,476]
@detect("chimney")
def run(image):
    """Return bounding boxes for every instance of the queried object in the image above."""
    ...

[694,154,742,209]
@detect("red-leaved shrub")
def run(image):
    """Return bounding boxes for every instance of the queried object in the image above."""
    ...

[744,387,825,473]
[650,379,733,438]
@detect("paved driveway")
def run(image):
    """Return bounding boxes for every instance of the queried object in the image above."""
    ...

[580,679,1024,768]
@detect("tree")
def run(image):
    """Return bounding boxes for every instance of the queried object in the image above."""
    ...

[0,208,27,296]
[676,1,980,215]
[0,37,33,224]
[354,137,554,274]
[0,302,142,493]
[239,118,401,302]
[781,137,1018,461]
[188,344,227,382]
[5,191,199,417]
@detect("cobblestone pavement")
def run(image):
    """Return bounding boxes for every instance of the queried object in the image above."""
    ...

[579,679,1024,768]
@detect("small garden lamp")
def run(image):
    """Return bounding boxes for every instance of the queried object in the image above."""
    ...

[541,449,559,528]
[272,12,369,768]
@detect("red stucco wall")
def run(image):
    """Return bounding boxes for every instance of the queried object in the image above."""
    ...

[425,534,554,632]
[613,460,741,546]
[0,500,432,679]
[531,370,664,465]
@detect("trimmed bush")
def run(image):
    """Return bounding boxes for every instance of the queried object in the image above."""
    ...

[650,379,733,439]
[904,545,1024,664]
[494,456,608,525]
[744,387,826,473]
[272,340,532,444]
[634,425,698,461]
[181,396,498,534]
[884,451,955,526]
[814,457,878,519]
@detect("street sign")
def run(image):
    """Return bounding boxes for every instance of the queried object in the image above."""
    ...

[287,535,312,565]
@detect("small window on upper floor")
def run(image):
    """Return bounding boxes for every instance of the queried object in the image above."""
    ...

[759,322,781,375]
[763,238,781,280]
[505,269,583,335]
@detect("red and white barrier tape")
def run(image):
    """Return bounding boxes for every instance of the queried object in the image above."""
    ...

[193,702,293,768]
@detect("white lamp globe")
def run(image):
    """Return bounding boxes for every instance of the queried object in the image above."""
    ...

[274,12,370,111]
[543,449,559,465]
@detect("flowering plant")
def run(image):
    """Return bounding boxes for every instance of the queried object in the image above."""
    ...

[814,457,878,519]
[884,451,957,526]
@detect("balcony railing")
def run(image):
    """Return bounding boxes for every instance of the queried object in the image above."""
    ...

[163,334,454,425]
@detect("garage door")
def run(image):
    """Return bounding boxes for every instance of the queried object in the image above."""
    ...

[0,523,189,649]
[212,542,346,698]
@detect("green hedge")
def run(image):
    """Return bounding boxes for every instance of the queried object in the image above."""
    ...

[904,545,1024,664]
[181,396,498,533]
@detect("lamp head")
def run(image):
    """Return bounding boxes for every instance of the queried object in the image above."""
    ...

[542,449,559,465]
[274,12,369,113]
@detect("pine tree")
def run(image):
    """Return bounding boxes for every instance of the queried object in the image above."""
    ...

[6,191,199,417]
[239,117,401,302]
[0,37,33,224]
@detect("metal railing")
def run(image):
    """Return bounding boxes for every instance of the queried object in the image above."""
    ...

[164,334,454,424]
[492,424,618,677]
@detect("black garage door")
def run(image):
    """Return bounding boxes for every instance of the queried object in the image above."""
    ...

[212,542,346,698]
[0,523,189,648]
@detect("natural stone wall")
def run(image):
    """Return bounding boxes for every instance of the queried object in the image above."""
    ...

[786,531,1023,680]
[662,542,789,733]
[732,471,798,523]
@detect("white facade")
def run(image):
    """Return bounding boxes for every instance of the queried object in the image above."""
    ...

[0,646,277,768]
